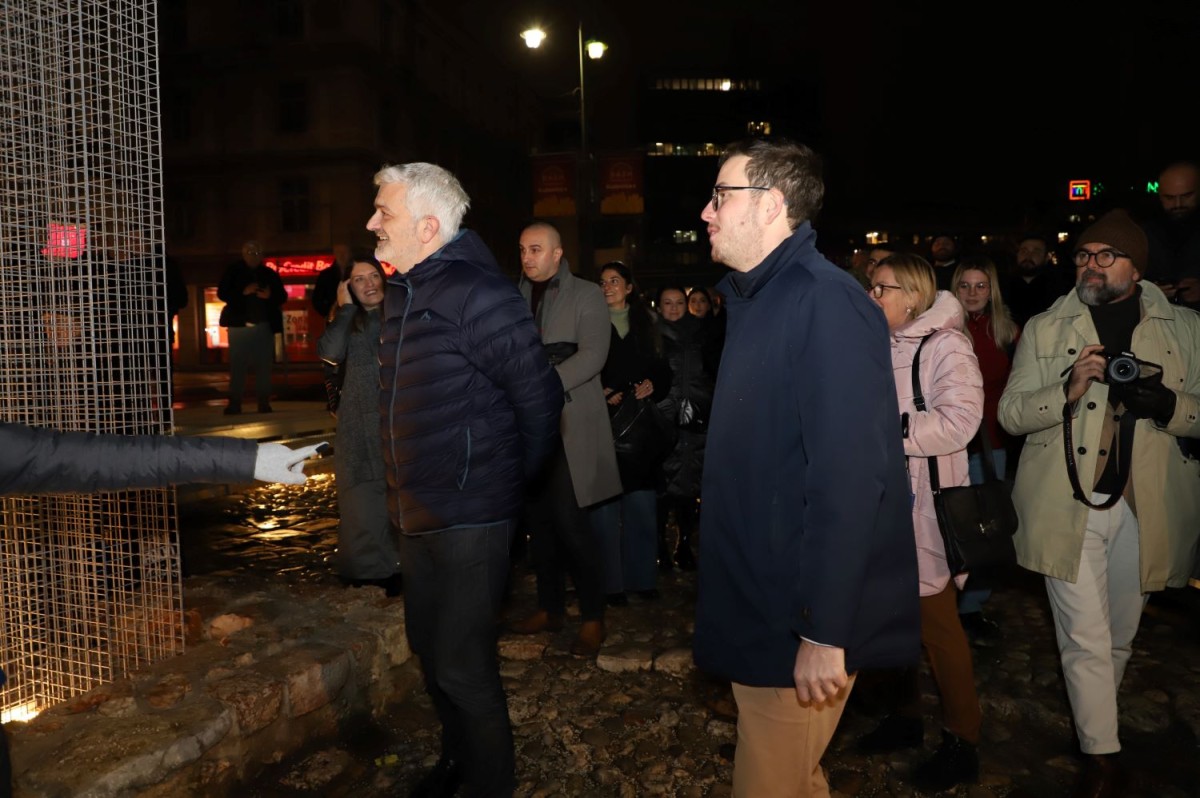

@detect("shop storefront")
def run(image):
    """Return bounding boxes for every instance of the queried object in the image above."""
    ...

[194,252,335,367]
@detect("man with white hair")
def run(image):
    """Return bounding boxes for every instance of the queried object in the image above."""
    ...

[366,163,563,798]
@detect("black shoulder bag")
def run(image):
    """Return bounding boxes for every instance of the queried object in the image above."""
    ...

[912,334,1018,576]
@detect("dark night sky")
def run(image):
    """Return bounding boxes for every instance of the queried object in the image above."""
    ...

[443,0,1199,226]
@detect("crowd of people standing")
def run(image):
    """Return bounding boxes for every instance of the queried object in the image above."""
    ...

[198,149,1198,798]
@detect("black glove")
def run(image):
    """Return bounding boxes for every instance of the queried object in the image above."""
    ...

[1122,373,1176,425]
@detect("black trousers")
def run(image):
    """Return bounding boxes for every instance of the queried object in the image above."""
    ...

[525,442,605,621]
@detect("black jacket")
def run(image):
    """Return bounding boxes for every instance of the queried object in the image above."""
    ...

[657,314,718,498]
[0,423,256,495]
[217,261,286,333]
[378,230,564,534]
[601,317,672,491]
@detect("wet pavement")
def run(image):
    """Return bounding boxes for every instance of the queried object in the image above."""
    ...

[178,480,1200,798]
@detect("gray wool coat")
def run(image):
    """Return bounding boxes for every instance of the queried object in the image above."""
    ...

[317,304,387,489]
[521,269,622,508]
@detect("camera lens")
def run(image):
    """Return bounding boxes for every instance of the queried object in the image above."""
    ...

[1107,355,1140,384]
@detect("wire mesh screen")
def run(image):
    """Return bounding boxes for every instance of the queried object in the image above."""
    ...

[0,1,181,722]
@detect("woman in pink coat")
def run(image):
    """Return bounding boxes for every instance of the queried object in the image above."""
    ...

[856,253,985,793]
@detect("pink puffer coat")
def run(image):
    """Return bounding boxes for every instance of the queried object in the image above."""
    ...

[890,291,984,596]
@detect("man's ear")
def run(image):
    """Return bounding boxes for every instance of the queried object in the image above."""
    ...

[763,189,787,225]
[419,215,441,245]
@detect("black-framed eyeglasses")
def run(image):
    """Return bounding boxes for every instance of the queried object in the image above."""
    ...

[711,185,770,211]
[868,283,903,299]
[1073,248,1128,269]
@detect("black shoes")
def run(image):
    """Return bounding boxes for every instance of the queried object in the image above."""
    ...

[910,730,979,792]
[343,574,403,598]
[257,402,274,414]
[223,403,241,416]
[960,611,1000,644]
[606,592,629,607]
[633,588,660,601]
[1072,753,1127,798]
[408,756,462,798]
[856,713,923,754]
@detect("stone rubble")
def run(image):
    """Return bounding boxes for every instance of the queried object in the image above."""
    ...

[10,475,1199,797]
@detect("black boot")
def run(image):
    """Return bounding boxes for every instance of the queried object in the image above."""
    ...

[856,713,923,754]
[408,755,462,798]
[673,499,698,571]
[910,730,979,792]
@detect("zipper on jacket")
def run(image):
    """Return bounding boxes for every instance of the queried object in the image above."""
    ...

[387,278,414,476]
[457,427,472,489]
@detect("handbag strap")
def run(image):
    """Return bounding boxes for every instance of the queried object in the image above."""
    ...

[910,332,993,493]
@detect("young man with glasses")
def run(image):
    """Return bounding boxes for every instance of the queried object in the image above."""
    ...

[694,137,920,797]
[999,208,1200,797]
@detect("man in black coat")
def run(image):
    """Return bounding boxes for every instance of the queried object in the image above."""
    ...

[694,138,919,796]
[216,240,286,415]
[366,162,563,798]
[1006,233,1074,327]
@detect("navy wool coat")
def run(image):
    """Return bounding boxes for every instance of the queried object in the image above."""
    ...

[693,223,920,686]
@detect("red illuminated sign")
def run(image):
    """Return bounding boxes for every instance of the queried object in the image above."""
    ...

[1068,180,1091,201]
[264,255,332,277]
[42,223,87,259]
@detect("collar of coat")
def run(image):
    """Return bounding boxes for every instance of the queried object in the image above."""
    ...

[388,229,499,286]
[719,221,817,300]
[1047,280,1174,324]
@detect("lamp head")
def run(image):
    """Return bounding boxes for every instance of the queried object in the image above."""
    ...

[520,27,546,49]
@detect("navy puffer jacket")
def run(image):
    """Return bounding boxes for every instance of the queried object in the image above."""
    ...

[379,230,564,534]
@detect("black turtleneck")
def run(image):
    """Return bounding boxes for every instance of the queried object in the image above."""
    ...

[1087,285,1142,494]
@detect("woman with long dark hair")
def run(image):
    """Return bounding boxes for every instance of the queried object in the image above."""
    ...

[591,262,671,604]
[316,252,400,595]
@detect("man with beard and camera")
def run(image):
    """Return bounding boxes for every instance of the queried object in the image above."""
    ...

[999,209,1200,798]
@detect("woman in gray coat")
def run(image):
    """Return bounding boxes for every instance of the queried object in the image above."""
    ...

[317,253,400,595]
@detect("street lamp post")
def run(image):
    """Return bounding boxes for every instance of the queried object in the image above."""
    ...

[522,23,605,274]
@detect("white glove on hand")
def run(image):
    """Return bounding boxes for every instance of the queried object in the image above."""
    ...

[253,442,327,485]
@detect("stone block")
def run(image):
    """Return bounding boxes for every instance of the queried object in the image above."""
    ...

[275,644,352,717]
[207,671,284,735]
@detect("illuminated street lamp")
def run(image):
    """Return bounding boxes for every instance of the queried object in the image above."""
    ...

[519,24,605,157]
[521,22,606,272]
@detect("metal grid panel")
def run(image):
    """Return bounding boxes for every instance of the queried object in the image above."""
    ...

[0,0,180,722]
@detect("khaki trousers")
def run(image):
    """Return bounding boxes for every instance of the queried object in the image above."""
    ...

[731,674,856,798]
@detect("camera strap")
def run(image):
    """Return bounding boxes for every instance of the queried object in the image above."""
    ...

[1062,402,1136,509]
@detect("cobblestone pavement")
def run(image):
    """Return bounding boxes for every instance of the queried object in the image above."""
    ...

[180,479,1200,797]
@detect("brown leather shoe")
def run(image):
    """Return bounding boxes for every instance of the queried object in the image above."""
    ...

[570,620,606,657]
[508,610,564,635]
[1072,753,1127,798]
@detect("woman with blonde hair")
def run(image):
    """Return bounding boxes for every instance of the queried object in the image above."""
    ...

[857,253,985,792]
[950,255,1021,639]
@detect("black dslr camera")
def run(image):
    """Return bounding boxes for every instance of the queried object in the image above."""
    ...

[1100,351,1154,384]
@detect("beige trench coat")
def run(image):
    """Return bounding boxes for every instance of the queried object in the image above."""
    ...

[998,281,1200,591]
[520,269,622,508]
